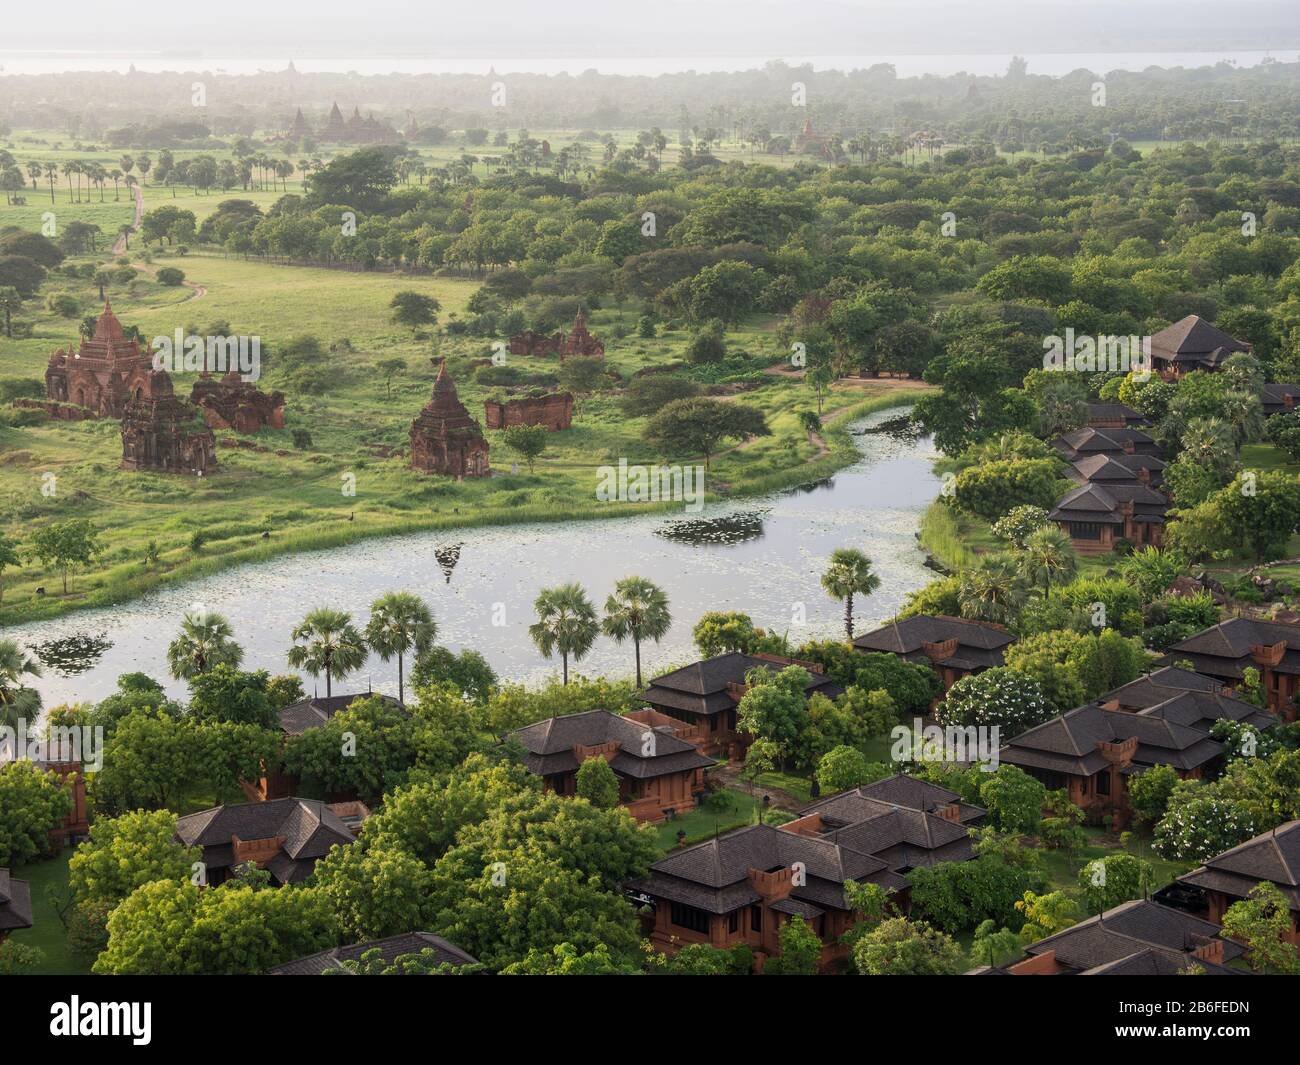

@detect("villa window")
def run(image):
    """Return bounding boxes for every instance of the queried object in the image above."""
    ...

[750,905,763,933]
[728,911,739,934]
[1097,771,1111,796]
[669,902,710,935]
[1070,522,1102,540]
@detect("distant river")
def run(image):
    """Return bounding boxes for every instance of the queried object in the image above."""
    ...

[8,410,941,708]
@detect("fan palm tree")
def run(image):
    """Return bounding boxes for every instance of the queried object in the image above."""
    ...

[165,610,244,680]
[364,592,436,705]
[0,639,42,731]
[529,583,599,686]
[601,576,671,688]
[958,557,1029,625]
[287,608,367,700]
[1019,526,1078,596]
[820,548,881,640]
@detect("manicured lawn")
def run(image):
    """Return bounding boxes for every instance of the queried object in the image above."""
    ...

[653,788,762,852]
[9,848,91,975]
[1039,826,1191,905]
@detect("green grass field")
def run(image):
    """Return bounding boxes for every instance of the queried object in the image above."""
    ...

[8,850,92,976]
[0,223,926,623]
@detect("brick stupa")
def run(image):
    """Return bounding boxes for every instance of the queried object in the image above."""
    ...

[44,301,155,417]
[120,368,217,475]
[410,359,489,478]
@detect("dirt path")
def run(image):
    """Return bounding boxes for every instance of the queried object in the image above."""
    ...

[710,762,806,810]
[112,183,144,256]
[130,261,208,301]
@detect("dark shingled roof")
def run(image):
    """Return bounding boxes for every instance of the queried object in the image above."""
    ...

[852,615,1014,671]
[631,774,982,916]
[1069,452,1165,487]
[279,692,403,736]
[643,651,842,717]
[1165,617,1300,681]
[510,709,714,780]
[1078,948,1242,976]
[1000,700,1227,777]
[0,869,34,933]
[1262,383,1300,417]
[1021,899,1246,973]
[1150,315,1251,369]
[1086,402,1148,427]
[174,798,357,885]
[1177,820,1300,913]
[1049,483,1169,526]
[1052,426,1161,459]
[269,932,479,975]
[628,823,906,915]
[1097,666,1223,710]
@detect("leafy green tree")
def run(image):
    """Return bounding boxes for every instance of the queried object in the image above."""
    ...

[736,665,811,770]
[165,610,244,680]
[310,840,434,941]
[68,809,198,907]
[529,583,599,685]
[972,919,1022,968]
[365,592,436,705]
[692,611,758,656]
[0,941,44,974]
[958,557,1029,625]
[94,880,338,975]
[186,666,276,728]
[1015,890,1080,942]
[907,854,1040,933]
[390,291,440,330]
[266,674,306,710]
[1127,763,1180,824]
[601,576,671,687]
[1222,881,1300,975]
[820,548,881,640]
[28,518,103,595]
[575,756,621,808]
[500,424,549,473]
[0,761,72,866]
[642,397,769,469]
[991,505,1049,548]
[1079,853,1153,914]
[951,459,1064,521]
[287,607,368,699]
[816,745,888,793]
[503,942,642,975]
[978,765,1048,836]
[763,915,822,975]
[376,357,407,398]
[411,645,498,703]
[853,916,964,975]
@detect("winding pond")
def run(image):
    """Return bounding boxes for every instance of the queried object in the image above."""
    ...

[9,410,941,707]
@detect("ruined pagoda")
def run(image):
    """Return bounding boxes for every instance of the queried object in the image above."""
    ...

[120,368,217,475]
[410,359,489,478]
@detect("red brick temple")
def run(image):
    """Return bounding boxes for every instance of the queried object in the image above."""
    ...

[120,369,218,475]
[483,391,573,431]
[410,359,490,478]
[191,371,286,433]
[44,302,154,417]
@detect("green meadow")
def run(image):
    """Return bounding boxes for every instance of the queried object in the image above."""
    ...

[0,215,927,623]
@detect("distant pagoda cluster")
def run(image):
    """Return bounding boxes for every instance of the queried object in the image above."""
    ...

[288,103,405,144]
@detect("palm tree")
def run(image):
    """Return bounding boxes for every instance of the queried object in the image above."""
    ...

[364,592,436,705]
[165,610,244,680]
[958,557,1028,625]
[529,583,599,686]
[1019,526,1078,596]
[820,548,881,640]
[287,608,368,700]
[601,577,671,688]
[0,639,42,731]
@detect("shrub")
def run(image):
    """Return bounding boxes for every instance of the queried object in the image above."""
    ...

[155,267,186,286]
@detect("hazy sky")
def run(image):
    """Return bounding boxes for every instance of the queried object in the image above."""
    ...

[3,0,1297,59]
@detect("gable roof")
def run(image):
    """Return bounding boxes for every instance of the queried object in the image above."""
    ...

[1049,482,1169,525]
[1000,702,1224,776]
[268,932,479,975]
[174,798,357,883]
[853,615,1014,671]
[1178,820,1300,912]
[0,869,33,933]
[1150,315,1251,364]
[643,652,842,717]
[1165,617,1300,679]
[1097,666,1223,709]
[1262,383,1300,416]
[802,773,985,826]
[279,692,404,736]
[1069,453,1165,486]
[510,709,714,779]
[1053,426,1160,458]
[1086,402,1148,426]
[1021,899,1245,973]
